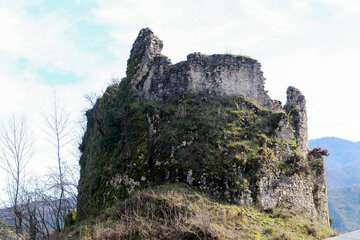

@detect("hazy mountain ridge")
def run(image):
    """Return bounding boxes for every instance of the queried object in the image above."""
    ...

[310,137,360,233]
[328,185,360,232]
[309,137,360,189]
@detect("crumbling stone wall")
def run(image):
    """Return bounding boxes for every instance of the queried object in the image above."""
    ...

[129,28,275,108]
[128,28,309,152]
[286,86,308,153]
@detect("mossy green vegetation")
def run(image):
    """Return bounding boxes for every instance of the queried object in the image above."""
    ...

[67,184,338,240]
[77,79,325,221]
[126,37,146,78]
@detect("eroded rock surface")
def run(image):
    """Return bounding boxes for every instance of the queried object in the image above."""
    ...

[286,86,309,152]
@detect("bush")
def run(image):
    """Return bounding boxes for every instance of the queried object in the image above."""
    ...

[65,209,77,227]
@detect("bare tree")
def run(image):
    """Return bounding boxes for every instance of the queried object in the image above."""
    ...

[41,91,75,232]
[0,92,80,238]
[0,115,33,236]
[84,92,98,109]
[21,176,52,239]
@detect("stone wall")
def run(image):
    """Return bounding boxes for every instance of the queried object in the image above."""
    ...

[128,28,275,109]
[258,165,329,225]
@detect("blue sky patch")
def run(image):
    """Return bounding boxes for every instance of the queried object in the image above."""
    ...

[15,57,31,69]
[25,0,98,18]
[19,0,120,84]
[37,68,82,85]
[305,1,335,21]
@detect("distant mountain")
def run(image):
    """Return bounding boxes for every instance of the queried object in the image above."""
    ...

[309,137,360,189]
[309,137,360,233]
[0,207,14,226]
[0,198,76,238]
[328,185,360,233]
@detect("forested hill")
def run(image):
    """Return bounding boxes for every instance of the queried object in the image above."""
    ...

[309,137,360,233]
[328,185,360,232]
[309,137,360,189]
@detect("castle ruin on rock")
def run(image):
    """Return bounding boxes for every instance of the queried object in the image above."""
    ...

[128,28,308,153]
[77,28,328,226]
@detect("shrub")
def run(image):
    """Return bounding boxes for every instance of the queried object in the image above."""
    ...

[65,209,77,227]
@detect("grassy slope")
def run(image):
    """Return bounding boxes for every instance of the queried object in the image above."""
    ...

[66,184,337,240]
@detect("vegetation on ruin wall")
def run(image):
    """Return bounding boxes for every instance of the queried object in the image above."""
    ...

[77,77,324,219]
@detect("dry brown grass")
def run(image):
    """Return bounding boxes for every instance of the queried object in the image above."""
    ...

[64,184,338,240]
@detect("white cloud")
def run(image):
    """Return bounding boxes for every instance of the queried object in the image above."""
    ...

[0,1,123,201]
[0,5,72,69]
[320,0,360,13]
[0,1,123,77]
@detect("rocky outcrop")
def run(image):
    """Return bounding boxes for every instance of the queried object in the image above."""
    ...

[127,28,164,86]
[77,28,329,227]
[286,86,308,153]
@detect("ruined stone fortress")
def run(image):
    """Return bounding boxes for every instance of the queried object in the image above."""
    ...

[77,28,329,226]
[129,28,308,153]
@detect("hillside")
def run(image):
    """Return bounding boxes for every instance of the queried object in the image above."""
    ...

[309,137,360,232]
[0,220,16,240]
[309,137,360,189]
[327,185,360,233]
[72,28,335,239]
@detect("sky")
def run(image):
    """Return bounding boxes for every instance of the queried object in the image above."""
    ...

[0,0,360,200]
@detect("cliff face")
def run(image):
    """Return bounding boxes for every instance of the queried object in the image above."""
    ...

[77,28,329,226]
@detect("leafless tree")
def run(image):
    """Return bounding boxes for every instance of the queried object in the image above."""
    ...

[0,91,81,238]
[0,115,33,236]
[21,176,52,239]
[41,91,75,232]
[84,92,98,109]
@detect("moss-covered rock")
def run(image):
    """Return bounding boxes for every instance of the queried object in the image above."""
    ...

[77,79,328,226]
